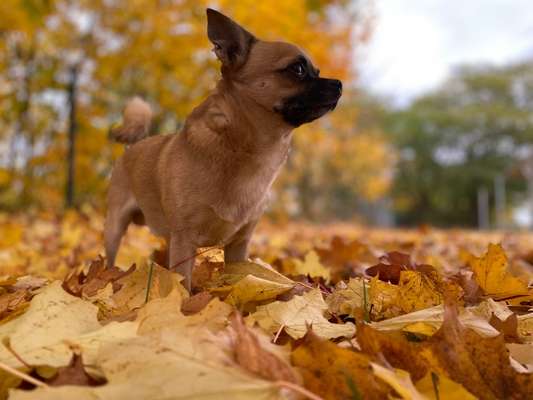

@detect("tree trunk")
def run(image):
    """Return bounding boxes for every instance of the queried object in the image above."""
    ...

[65,64,79,208]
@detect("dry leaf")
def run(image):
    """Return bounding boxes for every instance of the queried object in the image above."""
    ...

[291,331,392,400]
[229,313,299,383]
[62,257,135,298]
[47,354,105,387]
[210,262,295,308]
[468,244,529,299]
[249,288,355,339]
[137,289,232,335]
[357,322,429,380]
[370,363,425,400]
[283,251,331,281]
[370,304,500,337]
[0,282,138,371]
[326,277,366,317]
[415,372,477,400]
[0,290,30,321]
[422,303,533,399]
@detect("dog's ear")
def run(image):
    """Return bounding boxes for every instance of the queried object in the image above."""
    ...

[206,8,256,71]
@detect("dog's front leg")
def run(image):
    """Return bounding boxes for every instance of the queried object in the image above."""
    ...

[169,234,196,293]
[224,220,258,263]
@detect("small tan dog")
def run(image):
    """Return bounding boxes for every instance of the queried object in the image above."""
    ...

[105,8,342,291]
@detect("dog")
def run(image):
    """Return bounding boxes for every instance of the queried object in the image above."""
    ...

[105,8,342,291]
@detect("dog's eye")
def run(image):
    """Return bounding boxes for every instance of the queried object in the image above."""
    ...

[290,62,306,77]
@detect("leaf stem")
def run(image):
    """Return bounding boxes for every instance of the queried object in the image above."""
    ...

[362,279,370,322]
[272,324,285,343]
[0,360,49,388]
[145,261,155,304]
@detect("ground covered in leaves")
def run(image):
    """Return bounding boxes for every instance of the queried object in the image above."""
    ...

[1,209,532,399]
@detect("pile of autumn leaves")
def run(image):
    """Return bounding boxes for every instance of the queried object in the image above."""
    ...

[0,213,533,399]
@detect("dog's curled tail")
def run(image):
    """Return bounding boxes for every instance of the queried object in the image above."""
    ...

[110,97,153,144]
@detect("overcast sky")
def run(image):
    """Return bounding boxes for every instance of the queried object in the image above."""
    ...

[358,0,533,106]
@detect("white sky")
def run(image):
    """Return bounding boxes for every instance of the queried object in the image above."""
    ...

[358,0,533,106]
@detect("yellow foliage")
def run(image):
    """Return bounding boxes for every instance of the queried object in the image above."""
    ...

[468,243,529,298]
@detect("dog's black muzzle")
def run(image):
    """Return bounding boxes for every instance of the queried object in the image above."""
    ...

[277,78,342,127]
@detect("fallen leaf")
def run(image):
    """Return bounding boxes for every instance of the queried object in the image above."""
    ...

[181,291,213,315]
[229,313,299,383]
[370,304,500,337]
[326,277,366,317]
[371,363,425,400]
[415,372,477,400]
[136,287,232,336]
[210,262,295,308]
[422,302,533,399]
[0,281,139,371]
[366,251,413,284]
[291,330,392,400]
[9,302,285,400]
[47,354,105,387]
[489,313,520,343]
[518,313,533,343]
[249,288,355,339]
[468,244,529,299]
[507,343,533,372]
[283,251,330,281]
[0,290,30,321]
[108,262,187,316]
[397,270,444,314]
[10,334,284,400]
[315,236,377,280]
[62,257,135,298]
[357,322,429,381]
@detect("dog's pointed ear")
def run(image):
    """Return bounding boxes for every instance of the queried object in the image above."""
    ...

[206,8,256,71]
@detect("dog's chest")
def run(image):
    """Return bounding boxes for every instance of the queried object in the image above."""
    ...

[211,145,289,225]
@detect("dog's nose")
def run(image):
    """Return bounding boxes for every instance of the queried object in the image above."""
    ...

[332,79,342,96]
[335,79,342,96]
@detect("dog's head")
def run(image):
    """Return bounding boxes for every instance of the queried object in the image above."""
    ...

[207,8,342,127]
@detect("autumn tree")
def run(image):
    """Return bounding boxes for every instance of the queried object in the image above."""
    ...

[387,60,533,226]
[0,0,391,221]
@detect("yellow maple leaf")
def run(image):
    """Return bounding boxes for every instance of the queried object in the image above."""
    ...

[209,262,295,308]
[326,277,366,317]
[468,244,528,298]
[284,251,331,281]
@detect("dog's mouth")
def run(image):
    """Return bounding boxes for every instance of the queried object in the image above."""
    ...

[313,100,339,111]
[277,96,340,127]
[276,78,342,127]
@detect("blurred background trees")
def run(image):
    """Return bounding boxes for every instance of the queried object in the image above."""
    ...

[1,0,532,228]
[386,62,533,227]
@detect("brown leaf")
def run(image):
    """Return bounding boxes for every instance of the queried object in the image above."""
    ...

[291,330,392,400]
[366,251,436,284]
[230,313,298,383]
[192,260,222,291]
[449,270,484,305]
[356,322,429,381]
[62,256,135,298]
[181,291,213,315]
[46,354,105,387]
[0,290,30,320]
[426,303,533,400]
[489,313,521,343]
[315,236,377,281]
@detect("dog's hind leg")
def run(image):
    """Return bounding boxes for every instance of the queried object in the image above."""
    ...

[104,208,130,268]
[105,164,139,268]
